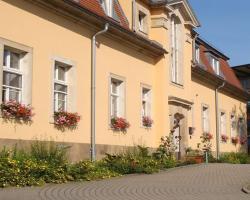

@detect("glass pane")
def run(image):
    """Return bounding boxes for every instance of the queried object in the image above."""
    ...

[9,89,20,102]
[10,52,20,69]
[3,72,22,88]
[111,81,119,94]
[54,83,67,92]
[58,93,66,101]
[111,95,118,117]
[55,65,66,81]
[58,100,66,111]
[3,50,8,66]
[142,100,146,116]
[2,87,6,102]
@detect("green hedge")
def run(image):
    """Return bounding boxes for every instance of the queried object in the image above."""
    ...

[0,143,191,188]
[219,152,250,164]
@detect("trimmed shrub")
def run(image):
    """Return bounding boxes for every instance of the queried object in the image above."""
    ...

[219,152,250,164]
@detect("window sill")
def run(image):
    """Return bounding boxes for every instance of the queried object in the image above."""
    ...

[170,81,184,89]
[136,29,148,37]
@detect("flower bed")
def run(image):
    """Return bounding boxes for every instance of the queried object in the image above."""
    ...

[221,134,229,143]
[0,101,33,122]
[54,111,80,129]
[110,117,130,132]
[142,116,153,128]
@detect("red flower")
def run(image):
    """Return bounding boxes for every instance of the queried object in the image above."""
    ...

[239,136,247,145]
[111,117,130,132]
[231,137,239,145]
[0,101,34,122]
[142,116,153,128]
[54,111,80,129]
[221,134,229,143]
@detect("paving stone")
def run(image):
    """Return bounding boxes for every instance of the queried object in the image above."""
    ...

[0,164,250,200]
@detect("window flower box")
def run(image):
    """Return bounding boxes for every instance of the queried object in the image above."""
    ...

[54,111,80,129]
[221,134,229,143]
[0,101,34,123]
[111,117,130,132]
[239,136,247,145]
[231,136,239,145]
[201,132,213,142]
[142,116,153,128]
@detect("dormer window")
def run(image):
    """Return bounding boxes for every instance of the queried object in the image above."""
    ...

[101,0,114,18]
[211,56,220,76]
[138,11,147,33]
[195,44,200,63]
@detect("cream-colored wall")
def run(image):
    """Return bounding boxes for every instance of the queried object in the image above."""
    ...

[0,0,159,148]
[0,0,247,154]
[190,77,247,153]
[0,0,92,144]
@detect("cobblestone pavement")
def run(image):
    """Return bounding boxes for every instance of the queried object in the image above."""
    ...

[0,164,250,200]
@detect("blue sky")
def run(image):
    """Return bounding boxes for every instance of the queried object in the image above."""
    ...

[189,0,250,66]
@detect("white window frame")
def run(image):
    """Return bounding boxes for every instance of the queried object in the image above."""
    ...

[2,49,23,103]
[109,75,125,120]
[141,85,152,126]
[138,11,147,33]
[0,38,33,106]
[211,56,220,75]
[110,79,120,118]
[53,62,69,112]
[195,44,200,63]
[171,16,181,84]
[201,104,209,133]
[220,111,227,139]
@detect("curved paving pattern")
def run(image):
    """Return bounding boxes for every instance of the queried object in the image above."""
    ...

[0,164,250,200]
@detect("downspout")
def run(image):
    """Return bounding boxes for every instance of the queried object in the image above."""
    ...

[132,0,136,31]
[215,80,225,160]
[91,23,109,162]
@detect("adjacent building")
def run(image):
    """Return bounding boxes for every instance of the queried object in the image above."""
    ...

[0,0,248,161]
[233,64,250,153]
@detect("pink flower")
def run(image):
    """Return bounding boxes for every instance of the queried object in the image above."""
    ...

[142,116,153,128]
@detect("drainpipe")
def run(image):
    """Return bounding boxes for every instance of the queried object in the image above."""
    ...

[132,0,136,31]
[91,23,109,162]
[215,80,225,160]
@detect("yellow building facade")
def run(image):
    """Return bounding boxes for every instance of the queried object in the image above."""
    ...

[0,0,247,161]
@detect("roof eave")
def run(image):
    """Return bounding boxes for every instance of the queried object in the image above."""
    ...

[192,65,249,101]
[26,0,166,58]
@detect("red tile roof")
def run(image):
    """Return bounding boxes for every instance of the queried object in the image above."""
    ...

[199,43,243,90]
[71,0,129,29]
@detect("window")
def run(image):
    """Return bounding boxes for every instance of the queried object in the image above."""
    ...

[230,114,237,137]
[138,11,147,33]
[110,77,124,118]
[2,48,23,102]
[211,56,220,76]
[220,112,226,137]
[54,62,68,112]
[241,79,250,90]
[141,87,151,118]
[195,44,200,63]
[171,17,181,84]
[202,105,209,133]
